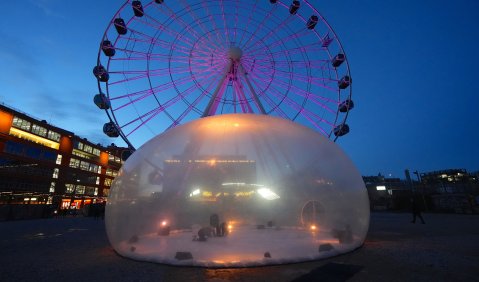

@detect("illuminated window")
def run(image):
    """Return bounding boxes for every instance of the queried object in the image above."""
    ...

[89,164,99,173]
[96,177,100,185]
[84,145,93,154]
[93,148,101,156]
[77,142,84,150]
[12,116,31,131]
[52,168,59,179]
[103,188,110,197]
[65,184,75,193]
[97,166,102,174]
[80,161,89,171]
[85,186,96,196]
[94,188,98,196]
[56,154,62,165]
[47,131,61,142]
[31,124,48,137]
[76,185,85,194]
[106,168,113,176]
[69,158,80,168]
[104,178,112,186]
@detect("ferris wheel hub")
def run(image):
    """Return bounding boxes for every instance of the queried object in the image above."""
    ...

[228,46,243,61]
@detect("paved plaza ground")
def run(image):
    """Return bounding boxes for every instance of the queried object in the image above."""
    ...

[0,212,478,282]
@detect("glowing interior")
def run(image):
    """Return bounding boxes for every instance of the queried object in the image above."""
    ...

[105,114,369,267]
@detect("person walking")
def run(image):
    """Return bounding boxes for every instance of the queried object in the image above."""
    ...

[411,196,425,224]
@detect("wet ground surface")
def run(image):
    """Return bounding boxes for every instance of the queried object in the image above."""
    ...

[1,212,478,281]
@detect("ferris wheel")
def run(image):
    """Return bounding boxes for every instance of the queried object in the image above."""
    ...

[94,0,353,150]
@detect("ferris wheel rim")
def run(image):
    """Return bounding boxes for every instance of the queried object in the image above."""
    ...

[95,0,353,149]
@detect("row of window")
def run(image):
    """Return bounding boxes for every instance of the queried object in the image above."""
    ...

[69,158,102,174]
[106,168,118,177]
[0,179,50,192]
[12,116,61,142]
[74,141,101,156]
[65,184,99,196]
[109,153,122,164]
[72,150,96,161]
[0,157,55,178]
[4,141,57,163]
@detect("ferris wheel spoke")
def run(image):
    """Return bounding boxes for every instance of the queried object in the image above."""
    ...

[250,77,332,135]
[268,67,339,92]
[242,16,299,55]
[239,1,277,49]
[236,0,258,46]
[199,2,227,50]
[131,13,219,57]
[219,0,231,45]
[244,11,313,53]
[115,37,195,58]
[111,71,209,104]
[177,0,223,51]
[233,0,240,44]
[266,77,337,115]
[107,67,188,86]
[121,69,223,135]
[239,67,290,115]
[152,3,211,48]
[168,68,227,129]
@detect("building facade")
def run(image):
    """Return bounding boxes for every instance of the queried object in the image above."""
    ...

[419,169,478,213]
[0,103,124,218]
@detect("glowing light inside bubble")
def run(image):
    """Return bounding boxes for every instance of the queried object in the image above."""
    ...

[257,188,280,200]
[189,189,201,197]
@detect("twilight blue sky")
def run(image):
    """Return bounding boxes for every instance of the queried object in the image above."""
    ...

[1,0,478,178]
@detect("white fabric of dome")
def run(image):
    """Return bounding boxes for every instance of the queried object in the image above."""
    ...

[105,114,369,267]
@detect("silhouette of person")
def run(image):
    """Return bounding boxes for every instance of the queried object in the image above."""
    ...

[411,196,425,224]
[210,214,219,236]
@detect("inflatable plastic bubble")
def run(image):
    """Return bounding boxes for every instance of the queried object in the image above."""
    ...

[105,114,369,267]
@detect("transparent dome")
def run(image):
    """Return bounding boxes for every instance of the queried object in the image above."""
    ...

[105,114,369,267]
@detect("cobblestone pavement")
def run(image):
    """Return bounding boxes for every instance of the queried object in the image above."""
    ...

[1,212,478,282]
